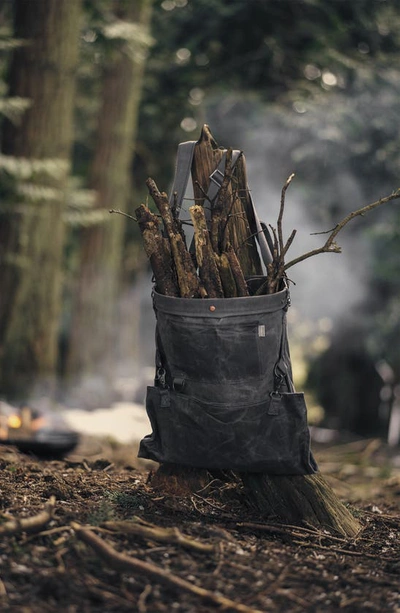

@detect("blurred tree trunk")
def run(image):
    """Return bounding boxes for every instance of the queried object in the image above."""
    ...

[0,0,82,400]
[65,0,153,402]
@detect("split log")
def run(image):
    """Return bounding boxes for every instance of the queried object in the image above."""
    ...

[192,125,263,278]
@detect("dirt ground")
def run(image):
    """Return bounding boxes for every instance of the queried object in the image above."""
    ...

[0,435,399,613]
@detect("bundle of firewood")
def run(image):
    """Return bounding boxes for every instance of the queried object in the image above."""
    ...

[132,125,400,303]
[135,126,286,299]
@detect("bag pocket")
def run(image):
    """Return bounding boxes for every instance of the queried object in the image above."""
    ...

[159,317,263,382]
[138,387,317,475]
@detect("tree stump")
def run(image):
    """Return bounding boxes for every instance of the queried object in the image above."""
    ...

[137,125,361,538]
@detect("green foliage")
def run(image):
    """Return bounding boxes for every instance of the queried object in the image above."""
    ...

[106,490,143,513]
[86,499,115,525]
[136,0,400,187]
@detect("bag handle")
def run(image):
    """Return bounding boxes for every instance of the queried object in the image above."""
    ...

[169,141,273,268]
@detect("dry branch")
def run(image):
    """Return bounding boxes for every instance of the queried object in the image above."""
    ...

[285,189,400,270]
[102,518,215,553]
[189,204,224,298]
[71,522,264,613]
[135,204,179,297]
[225,244,249,297]
[215,251,238,297]
[0,496,56,536]
[145,178,203,298]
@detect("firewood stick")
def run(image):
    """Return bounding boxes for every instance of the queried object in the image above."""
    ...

[189,205,224,298]
[146,178,204,298]
[135,204,179,297]
[71,522,264,613]
[225,244,249,297]
[215,252,237,298]
[210,148,233,253]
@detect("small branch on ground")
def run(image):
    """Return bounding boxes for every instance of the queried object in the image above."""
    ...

[0,496,56,536]
[71,522,264,613]
[102,518,216,553]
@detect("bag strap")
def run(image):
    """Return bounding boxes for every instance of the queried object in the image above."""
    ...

[169,141,273,268]
[169,141,197,212]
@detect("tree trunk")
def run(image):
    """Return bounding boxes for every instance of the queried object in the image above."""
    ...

[65,0,153,401]
[0,0,81,400]
[143,126,361,538]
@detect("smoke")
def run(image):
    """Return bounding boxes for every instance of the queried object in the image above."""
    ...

[207,105,373,328]
[245,147,369,324]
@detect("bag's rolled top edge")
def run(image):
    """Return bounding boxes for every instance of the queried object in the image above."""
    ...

[153,286,289,317]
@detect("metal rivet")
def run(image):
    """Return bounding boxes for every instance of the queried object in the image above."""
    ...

[209,305,216,312]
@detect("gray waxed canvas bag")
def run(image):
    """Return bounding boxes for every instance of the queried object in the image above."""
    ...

[138,142,317,475]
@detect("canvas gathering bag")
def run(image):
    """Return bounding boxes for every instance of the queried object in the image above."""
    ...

[138,141,318,475]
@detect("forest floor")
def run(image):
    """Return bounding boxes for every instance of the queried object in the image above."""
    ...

[0,434,399,613]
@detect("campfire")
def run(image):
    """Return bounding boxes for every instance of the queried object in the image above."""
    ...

[0,401,79,457]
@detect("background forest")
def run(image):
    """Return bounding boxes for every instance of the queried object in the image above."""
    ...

[0,0,399,440]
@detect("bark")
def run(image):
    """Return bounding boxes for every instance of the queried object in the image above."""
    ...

[66,0,153,391]
[135,204,179,297]
[242,473,360,538]
[225,244,249,297]
[189,204,224,298]
[215,252,238,297]
[191,125,262,278]
[146,179,203,298]
[0,0,81,398]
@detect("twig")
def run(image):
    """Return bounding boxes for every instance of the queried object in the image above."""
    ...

[291,539,396,561]
[278,174,295,258]
[194,181,215,207]
[283,228,297,256]
[138,584,152,613]
[0,496,56,536]
[285,189,400,270]
[237,521,355,544]
[102,519,215,553]
[109,208,137,222]
[71,522,264,613]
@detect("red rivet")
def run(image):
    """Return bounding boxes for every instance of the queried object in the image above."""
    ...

[209,305,216,312]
